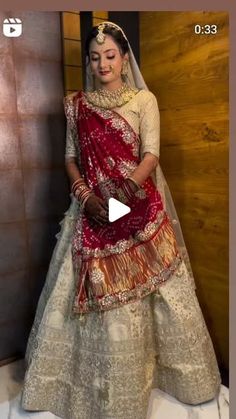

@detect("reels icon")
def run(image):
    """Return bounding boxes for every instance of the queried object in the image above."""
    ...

[3,18,22,37]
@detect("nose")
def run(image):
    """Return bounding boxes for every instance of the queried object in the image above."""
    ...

[99,56,107,70]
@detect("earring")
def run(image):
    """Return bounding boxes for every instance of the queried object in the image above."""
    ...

[121,61,128,76]
[88,66,94,76]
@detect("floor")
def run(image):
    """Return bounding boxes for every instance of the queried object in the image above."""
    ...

[0,359,229,419]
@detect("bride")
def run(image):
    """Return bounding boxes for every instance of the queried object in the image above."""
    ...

[21,21,221,419]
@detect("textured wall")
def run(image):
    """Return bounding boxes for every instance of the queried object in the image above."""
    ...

[140,11,229,370]
[0,12,69,364]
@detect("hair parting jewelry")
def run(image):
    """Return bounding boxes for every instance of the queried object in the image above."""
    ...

[95,21,128,45]
[96,23,106,44]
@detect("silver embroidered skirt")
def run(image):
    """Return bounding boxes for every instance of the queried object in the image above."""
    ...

[20,199,221,419]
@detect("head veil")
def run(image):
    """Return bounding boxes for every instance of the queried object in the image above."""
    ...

[85,21,195,287]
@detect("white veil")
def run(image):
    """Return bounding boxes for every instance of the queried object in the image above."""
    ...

[85,21,195,287]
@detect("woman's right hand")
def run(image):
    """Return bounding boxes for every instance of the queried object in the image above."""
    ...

[84,193,109,225]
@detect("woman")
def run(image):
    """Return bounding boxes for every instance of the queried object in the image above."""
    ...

[21,21,221,419]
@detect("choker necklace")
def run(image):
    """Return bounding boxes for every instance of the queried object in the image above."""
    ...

[85,83,139,109]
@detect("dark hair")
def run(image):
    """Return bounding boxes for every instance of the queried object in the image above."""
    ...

[85,24,129,63]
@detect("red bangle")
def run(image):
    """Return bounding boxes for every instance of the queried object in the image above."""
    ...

[75,186,92,201]
[71,178,86,194]
[80,192,94,209]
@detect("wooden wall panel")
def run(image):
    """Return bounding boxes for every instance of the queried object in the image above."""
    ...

[140,11,229,369]
[62,11,83,95]
[93,11,108,26]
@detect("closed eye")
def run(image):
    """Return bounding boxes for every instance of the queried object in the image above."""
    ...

[91,56,115,61]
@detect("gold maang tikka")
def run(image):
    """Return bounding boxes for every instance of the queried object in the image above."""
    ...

[96,22,128,45]
[96,23,106,44]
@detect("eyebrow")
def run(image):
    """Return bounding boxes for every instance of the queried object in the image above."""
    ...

[90,49,117,55]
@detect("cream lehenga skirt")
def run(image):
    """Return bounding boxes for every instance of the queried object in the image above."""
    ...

[21,197,221,419]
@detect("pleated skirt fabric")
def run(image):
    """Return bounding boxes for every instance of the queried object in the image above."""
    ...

[20,201,221,419]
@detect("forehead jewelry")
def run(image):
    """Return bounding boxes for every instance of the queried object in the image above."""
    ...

[96,23,106,44]
[95,21,128,45]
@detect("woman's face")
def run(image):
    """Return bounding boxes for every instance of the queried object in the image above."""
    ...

[89,34,128,87]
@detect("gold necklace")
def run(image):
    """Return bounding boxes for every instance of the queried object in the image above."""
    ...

[85,83,139,109]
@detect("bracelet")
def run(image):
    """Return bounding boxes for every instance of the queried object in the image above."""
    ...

[116,179,136,204]
[80,192,94,209]
[116,186,128,204]
[71,177,94,205]
[72,182,86,195]
[126,176,141,190]
[74,184,88,197]
[71,178,86,195]
[122,180,135,201]
[75,186,92,202]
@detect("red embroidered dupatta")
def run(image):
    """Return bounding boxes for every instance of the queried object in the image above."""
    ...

[71,91,182,314]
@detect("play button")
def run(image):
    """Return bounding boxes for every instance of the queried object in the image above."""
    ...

[108,198,131,222]
[10,27,16,33]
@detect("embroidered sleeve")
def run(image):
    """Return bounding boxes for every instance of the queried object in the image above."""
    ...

[65,123,77,159]
[139,92,160,159]
[63,93,79,161]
